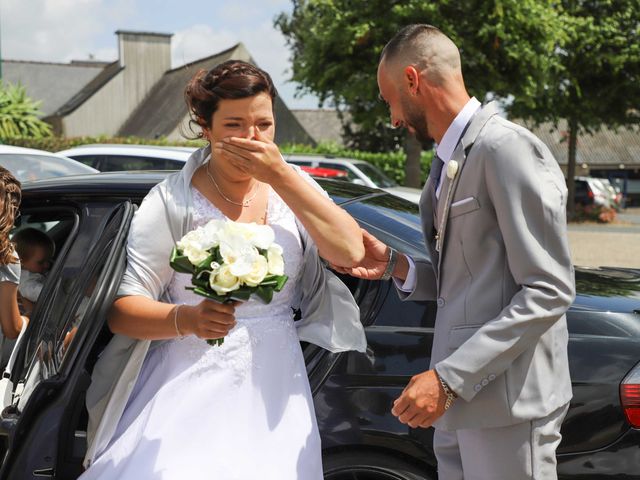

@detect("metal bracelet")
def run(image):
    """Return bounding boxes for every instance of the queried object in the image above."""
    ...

[436,371,457,411]
[380,247,397,281]
[174,305,184,338]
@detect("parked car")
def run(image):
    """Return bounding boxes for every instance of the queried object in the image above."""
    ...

[58,145,350,182]
[283,153,423,204]
[574,176,614,209]
[595,177,625,211]
[0,145,98,182]
[0,173,638,479]
[56,144,193,171]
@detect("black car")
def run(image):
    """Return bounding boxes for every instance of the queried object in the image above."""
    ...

[1,172,639,480]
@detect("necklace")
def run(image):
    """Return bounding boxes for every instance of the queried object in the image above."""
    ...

[205,164,260,208]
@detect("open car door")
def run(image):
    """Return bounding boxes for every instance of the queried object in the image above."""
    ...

[0,200,134,479]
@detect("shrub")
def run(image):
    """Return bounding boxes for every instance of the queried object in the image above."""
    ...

[574,204,617,223]
[0,82,52,139]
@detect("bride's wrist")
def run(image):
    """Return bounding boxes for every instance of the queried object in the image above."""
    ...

[173,305,190,337]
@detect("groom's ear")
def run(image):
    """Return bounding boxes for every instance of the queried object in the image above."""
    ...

[403,66,420,96]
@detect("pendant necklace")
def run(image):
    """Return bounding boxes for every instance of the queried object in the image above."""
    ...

[206,164,260,208]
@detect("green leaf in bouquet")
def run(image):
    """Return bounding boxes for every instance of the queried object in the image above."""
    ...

[229,288,252,302]
[274,275,288,291]
[192,275,210,289]
[259,275,279,287]
[196,254,216,271]
[170,247,195,274]
[255,285,274,303]
[260,275,288,291]
[191,286,230,303]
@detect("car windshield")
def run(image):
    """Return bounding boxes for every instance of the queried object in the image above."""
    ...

[354,162,398,188]
[1,153,96,182]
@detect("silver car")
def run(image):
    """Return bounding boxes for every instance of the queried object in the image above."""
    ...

[283,154,422,203]
[0,145,97,182]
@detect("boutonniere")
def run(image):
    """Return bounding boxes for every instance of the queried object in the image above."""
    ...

[446,160,459,180]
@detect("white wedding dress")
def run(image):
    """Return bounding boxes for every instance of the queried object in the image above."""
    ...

[79,187,323,479]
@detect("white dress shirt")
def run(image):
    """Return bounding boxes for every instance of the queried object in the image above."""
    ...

[435,97,481,199]
[397,97,481,292]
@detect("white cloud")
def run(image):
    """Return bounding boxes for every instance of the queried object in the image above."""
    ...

[0,0,319,108]
[2,0,131,62]
[171,25,236,67]
[170,18,319,108]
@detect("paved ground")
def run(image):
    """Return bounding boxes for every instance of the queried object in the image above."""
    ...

[567,207,640,268]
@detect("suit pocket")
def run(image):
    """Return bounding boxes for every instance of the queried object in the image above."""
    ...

[448,325,482,349]
[449,196,480,219]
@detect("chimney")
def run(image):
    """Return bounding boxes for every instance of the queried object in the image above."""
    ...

[115,30,173,104]
[116,30,172,71]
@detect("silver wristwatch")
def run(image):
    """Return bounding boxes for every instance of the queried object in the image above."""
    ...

[379,247,397,281]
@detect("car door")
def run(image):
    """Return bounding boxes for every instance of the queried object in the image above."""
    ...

[0,200,134,480]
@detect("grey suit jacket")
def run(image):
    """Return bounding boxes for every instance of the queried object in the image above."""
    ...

[399,102,575,431]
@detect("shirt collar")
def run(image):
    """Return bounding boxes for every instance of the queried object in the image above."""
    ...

[435,97,481,163]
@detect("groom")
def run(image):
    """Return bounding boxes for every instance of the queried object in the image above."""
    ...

[338,25,575,479]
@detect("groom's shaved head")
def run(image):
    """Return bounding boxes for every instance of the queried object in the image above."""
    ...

[380,24,461,85]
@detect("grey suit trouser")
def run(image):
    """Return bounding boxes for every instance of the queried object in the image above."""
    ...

[434,403,569,480]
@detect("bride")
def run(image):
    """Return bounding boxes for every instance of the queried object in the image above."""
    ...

[80,60,365,479]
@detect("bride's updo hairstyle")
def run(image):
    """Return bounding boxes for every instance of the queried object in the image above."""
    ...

[185,60,277,138]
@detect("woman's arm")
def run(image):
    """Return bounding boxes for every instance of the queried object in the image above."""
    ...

[108,295,237,341]
[0,282,25,339]
[214,131,364,267]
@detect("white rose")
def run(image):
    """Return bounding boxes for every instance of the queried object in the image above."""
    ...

[210,264,241,295]
[266,244,284,276]
[177,226,218,265]
[182,245,209,266]
[239,255,269,287]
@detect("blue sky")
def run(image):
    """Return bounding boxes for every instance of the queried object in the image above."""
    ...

[1,0,321,109]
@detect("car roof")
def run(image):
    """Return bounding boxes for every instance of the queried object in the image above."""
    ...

[0,144,78,159]
[19,170,378,201]
[57,144,196,161]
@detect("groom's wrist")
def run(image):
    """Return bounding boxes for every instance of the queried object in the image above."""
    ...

[392,253,409,282]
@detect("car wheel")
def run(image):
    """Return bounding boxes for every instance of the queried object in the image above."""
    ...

[323,451,434,480]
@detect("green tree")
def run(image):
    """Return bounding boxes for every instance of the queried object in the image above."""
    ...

[0,82,52,140]
[276,1,565,186]
[528,0,640,216]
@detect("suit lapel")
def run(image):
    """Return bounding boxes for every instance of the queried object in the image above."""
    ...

[435,102,500,278]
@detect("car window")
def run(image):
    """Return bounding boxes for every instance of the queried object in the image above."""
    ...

[102,156,167,171]
[0,153,95,182]
[14,203,132,409]
[321,163,359,182]
[574,180,588,195]
[67,155,101,169]
[352,162,398,188]
[166,159,185,170]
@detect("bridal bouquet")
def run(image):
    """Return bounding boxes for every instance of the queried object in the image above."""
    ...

[170,219,288,346]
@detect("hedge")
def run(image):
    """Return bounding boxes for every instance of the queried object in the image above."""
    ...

[2,136,433,185]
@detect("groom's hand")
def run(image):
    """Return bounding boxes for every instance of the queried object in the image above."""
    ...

[392,369,447,428]
[331,229,399,280]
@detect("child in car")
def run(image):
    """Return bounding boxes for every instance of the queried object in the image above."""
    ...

[13,227,54,313]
